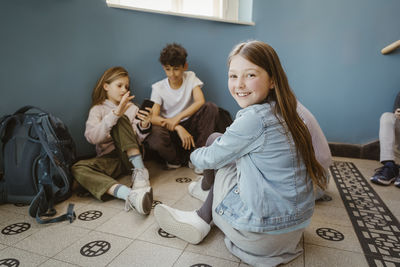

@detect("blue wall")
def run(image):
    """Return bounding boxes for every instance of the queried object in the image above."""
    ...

[1,0,399,156]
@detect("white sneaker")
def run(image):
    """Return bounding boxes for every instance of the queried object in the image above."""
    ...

[131,168,150,189]
[188,176,209,202]
[188,161,203,175]
[166,161,181,170]
[154,204,210,244]
[125,187,153,215]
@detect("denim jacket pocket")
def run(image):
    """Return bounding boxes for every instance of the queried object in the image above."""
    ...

[215,183,314,233]
[215,185,269,232]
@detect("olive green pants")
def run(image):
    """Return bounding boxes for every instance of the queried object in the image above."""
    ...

[72,116,141,200]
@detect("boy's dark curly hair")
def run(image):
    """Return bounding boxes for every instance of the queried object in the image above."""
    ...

[159,43,187,67]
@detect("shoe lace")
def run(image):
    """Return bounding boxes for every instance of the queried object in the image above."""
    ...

[125,191,137,212]
[132,168,147,180]
[131,169,142,187]
[131,168,138,181]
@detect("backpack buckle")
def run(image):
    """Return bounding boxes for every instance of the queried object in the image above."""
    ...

[67,203,76,223]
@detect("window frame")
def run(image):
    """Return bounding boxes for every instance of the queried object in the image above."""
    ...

[106,0,255,26]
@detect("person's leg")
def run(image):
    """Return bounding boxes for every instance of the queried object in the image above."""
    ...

[107,183,153,215]
[111,115,150,188]
[201,132,222,188]
[111,116,142,162]
[200,170,215,190]
[395,118,400,157]
[154,202,211,244]
[222,228,304,266]
[72,151,152,215]
[395,120,400,188]
[107,184,131,200]
[379,112,397,162]
[186,102,220,148]
[144,125,186,167]
[195,185,213,223]
[209,164,304,266]
[154,164,219,244]
[371,112,399,185]
[72,152,124,201]
[154,163,237,245]
[188,132,222,201]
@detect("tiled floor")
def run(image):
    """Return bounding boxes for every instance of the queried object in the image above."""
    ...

[0,157,399,267]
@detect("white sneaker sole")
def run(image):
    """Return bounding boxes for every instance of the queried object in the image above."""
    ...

[154,205,204,244]
[136,187,153,215]
[166,162,181,169]
[370,177,395,185]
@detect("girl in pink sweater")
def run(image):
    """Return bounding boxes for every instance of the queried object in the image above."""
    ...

[72,66,153,215]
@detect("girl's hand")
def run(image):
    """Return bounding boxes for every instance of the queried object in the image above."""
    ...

[114,92,134,117]
[137,107,153,128]
[175,125,195,150]
[395,108,400,120]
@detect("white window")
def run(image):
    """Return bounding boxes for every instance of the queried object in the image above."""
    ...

[106,0,254,25]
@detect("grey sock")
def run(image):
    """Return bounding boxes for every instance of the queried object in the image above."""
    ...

[201,169,215,190]
[196,185,213,224]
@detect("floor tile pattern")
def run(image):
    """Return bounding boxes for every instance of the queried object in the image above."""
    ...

[330,161,400,266]
[0,158,398,266]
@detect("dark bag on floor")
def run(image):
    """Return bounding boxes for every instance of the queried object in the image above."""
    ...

[0,106,76,224]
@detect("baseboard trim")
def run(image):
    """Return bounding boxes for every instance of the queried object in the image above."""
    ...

[329,140,379,161]
[77,142,381,161]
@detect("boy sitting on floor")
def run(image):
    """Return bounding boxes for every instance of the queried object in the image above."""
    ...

[145,43,221,170]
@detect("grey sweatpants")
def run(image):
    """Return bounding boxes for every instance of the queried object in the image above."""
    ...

[212,164,304,267]
[379,112,400,162]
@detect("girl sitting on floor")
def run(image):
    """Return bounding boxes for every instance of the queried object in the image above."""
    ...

[154,41,327,266]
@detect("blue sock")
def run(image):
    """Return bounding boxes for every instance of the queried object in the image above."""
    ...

[129,154,145,169]
[113,184,131,200]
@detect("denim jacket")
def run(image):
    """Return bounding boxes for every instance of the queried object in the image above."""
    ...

[190,102,315,232]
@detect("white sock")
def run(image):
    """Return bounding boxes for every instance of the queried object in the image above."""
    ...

[129,154,145,169]
[113,184,131,200]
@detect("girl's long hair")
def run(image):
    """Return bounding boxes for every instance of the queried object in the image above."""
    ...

[228,40,327,190]
[91,66,129,107]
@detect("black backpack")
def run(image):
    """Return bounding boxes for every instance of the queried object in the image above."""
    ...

[0,106,76,224]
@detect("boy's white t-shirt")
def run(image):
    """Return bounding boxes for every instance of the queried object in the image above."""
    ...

[151,71,203,121]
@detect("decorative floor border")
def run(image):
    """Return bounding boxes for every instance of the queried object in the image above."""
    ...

[330,161,400,266]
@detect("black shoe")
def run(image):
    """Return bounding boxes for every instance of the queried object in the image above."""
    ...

[370,162,398,185]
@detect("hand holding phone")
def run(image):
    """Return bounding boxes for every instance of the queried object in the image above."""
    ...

[136,99,154,120]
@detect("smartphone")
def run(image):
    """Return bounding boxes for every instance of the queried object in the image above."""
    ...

[136,99,154,120]
[140,99,155,110]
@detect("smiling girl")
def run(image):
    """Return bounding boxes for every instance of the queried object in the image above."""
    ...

[72,66,153,215]
[154,41,327,266]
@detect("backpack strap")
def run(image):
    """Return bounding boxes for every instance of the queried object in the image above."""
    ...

[29,113,76,224]
[31,116,71,196]
[30,186,76,224]
[29,161,76,224]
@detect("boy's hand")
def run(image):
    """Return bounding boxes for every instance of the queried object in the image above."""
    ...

[175,125,195,150]
[395,108,400,119]
[161,117,181,131]
[114,92,134,117]
[137,107,153,128]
